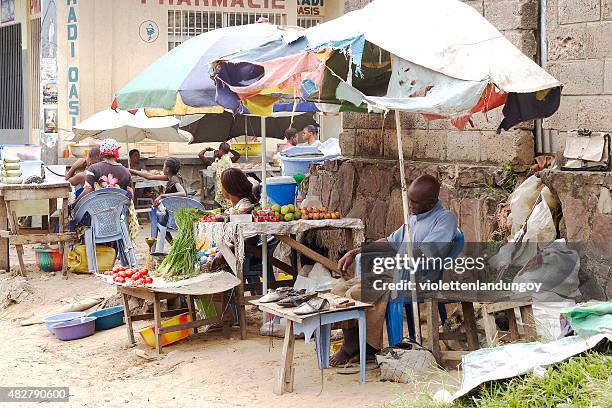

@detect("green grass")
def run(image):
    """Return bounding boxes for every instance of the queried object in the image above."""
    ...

[381,350,612,408]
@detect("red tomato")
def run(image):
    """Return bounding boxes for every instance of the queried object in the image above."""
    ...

[145,277,153,284]
[142,268,149,275]
[131,272,140,280]
[116,277,125,283]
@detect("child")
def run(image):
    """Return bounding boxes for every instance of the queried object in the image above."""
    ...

[129,157,186,207]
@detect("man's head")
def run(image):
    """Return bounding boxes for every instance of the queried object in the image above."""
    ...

[407,175,441,215]
[302,125,318,143]
[218,142,231,155]
[129,149,140,163]
[284,128,298,146]
[86,146,101,167]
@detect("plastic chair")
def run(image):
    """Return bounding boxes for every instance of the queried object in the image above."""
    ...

[151,196,204,253]
[72,188,138,274]
[384,228,465,346]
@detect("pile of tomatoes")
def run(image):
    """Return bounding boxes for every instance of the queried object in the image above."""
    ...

[103,266,153,286]
[198,215,217,222]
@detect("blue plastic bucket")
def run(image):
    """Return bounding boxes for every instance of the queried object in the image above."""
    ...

[280,156,325,176]
[265,177,297,206]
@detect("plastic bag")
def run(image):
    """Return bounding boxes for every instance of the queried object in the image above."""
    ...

[376,348,436,383]
[507,175,543,235]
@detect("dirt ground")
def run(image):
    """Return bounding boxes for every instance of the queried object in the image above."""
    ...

[0,223,460,407]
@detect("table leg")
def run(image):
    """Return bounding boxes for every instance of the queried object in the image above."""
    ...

[520,305,537,342]
[122,292,136,345]
[221,292,231,339]
[60,199,70,279]
[5,201,26,276]
[482,306,498,347]
[0,198,9,273]
[507,308,520,342]
[358,310,366,385]
[48,198,57,233]
[427,299,441,363]
[235,253,247,340]
[314,323,331,369]
[187,295,198,334]
[461,302,480,350]
[274,320,295,395]
[153,293,163,354]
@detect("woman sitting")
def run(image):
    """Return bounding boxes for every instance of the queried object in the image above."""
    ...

[129,157,186,207]
[220,168,259,214]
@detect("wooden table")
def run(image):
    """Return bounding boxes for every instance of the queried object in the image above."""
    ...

[118,283,237,354]
[196,219,365,341]
[0,181,75,276]
[252,294,371,395]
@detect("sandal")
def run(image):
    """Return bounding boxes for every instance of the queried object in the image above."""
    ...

[294,297,330,315]
[259,287,297,303]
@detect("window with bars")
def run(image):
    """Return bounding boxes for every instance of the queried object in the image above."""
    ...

[0,23,24,130]
[297,17,321,28]
[167,10,287,50]
[30,18,42,131]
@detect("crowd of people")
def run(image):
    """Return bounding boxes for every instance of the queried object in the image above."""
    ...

[64,124,319,216]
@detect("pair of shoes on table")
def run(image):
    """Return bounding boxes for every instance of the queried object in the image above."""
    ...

[259,287,300,303]
[294,297,330,315]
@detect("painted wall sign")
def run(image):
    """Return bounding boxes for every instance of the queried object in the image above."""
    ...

[139,20,159,43]
[139,0,286,9]
[297,0,323,16]
[66,0,79,127]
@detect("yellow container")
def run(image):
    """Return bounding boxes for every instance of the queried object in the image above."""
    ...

[67,245,116,274]
[231,142,262,156]
[139,312,193,348]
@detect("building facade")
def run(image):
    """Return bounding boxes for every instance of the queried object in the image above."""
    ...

[0,0,42,145]
[52,0,342,158]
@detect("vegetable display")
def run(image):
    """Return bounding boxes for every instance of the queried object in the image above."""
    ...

[104,266,152,286]
[158,207,207,281]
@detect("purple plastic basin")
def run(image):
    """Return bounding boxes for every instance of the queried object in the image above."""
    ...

[44,312,86,334]
[51,317,97,341]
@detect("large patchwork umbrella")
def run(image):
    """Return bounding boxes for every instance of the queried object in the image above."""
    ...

[211,0,563,342]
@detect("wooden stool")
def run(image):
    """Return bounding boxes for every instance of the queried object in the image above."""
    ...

[425,299,480,366]
[481,301,536,346]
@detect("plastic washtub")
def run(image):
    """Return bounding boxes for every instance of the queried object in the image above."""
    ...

[265,176,297,206]
[43,312,86,333]
[34,247,64,272]
[87,306,125,331]
[52,316,97,341]
[139,312,193,348]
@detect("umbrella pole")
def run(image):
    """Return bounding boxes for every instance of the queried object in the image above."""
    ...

[394,110,421,344]
[261,116,268,297]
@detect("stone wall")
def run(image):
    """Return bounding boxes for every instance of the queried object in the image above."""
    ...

[306,158,509,243]
[540,170,612,299]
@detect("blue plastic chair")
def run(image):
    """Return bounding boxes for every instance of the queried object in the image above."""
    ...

[384,228,465,346]
[72,188,138,274]
[151,197,205,253]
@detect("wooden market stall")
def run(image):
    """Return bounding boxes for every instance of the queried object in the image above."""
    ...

[0,181,76,276]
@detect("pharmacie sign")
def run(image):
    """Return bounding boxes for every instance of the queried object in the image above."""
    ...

[139,0,286,9]
[297,0,324,16]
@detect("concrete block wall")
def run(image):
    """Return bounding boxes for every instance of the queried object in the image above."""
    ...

[544,0,612,152]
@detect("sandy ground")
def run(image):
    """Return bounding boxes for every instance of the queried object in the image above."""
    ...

[0,223,460,408]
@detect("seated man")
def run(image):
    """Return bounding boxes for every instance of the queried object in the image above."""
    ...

[330,174,458,366]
